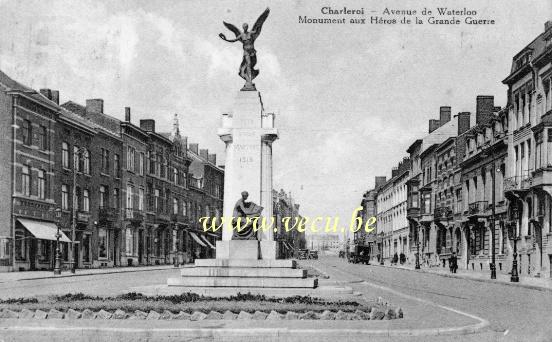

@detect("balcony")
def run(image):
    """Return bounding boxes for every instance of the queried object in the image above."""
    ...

[98,207,118,223]
[468,201,488,217]
[76,211,91,223]
[434,207,452,221]
[504,176,532,193]
[125,208,144,222]
[171,213,187,224]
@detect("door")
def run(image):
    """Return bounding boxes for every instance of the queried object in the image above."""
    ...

[113,230,119,266]
[29,239,36,270]
[138,230,144,265]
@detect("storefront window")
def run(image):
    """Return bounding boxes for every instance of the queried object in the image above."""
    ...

[98,228,108,259]
[15,231,26,260]
[126,229,134,256]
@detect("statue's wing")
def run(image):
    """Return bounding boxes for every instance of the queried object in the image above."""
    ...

[223,21,241,38]
[252,7,270,37]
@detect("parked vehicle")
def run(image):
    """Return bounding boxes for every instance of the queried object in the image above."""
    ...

[297,249,309,260]
[309,250,318,260]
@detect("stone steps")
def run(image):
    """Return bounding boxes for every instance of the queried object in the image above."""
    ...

[180,267,307,278]
[193,259,296,268]
[167,276,317,288]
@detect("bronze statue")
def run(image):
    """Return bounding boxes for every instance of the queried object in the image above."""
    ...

[219,7,270,91]
[231,191,263,240]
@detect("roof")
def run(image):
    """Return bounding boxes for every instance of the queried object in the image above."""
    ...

[61,101,121,140]
[0,69,61,111]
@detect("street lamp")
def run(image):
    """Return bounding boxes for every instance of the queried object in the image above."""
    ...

[70,146,87,274]
[510,205,520,282]
[415,224,421,269]
[490,159,497,280]
[54,208,62,275]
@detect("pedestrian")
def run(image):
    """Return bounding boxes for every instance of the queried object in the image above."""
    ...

[452,252,458,273]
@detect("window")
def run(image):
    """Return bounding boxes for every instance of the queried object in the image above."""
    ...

[98,228,108,259]
[101,149,110,174]
[15,231,26,260]
[83,149,90,175]
[139,153,144,175]
[38,125,48,150]
[83,189,90,212]
[114,154,120,178]
[21,165,31,196]
[126,185,134,210]
[173,198,178,215]
[154,189,160,211]
[37,169,45,199]
[182,200,187,216]
[113,188,120,209]
[62,184,69,210]
[126,229,134,255]
[62,142,69,168]
[73,146,81,171]
[174,168,178,185]
[99,185,106,208]
[82,234,91,263]
[21,119,32,145]
[127,147,135,172]
[138,188,144,211]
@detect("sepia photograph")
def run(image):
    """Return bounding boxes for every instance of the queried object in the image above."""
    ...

[0,0,551,341]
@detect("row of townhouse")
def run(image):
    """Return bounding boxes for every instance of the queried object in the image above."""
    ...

[272,189,306,259]
[0,70,224,272]
[356,20,552,279]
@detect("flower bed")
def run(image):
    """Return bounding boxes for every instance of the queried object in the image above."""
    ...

[0,293,403,320]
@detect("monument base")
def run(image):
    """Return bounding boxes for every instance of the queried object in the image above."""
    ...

[163,240,317,295]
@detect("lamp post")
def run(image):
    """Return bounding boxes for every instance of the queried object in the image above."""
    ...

[490,159,497,280]
[54,208,62,275]
[70,147,87,274]
[510,205,520,282]
[415,224,421,269]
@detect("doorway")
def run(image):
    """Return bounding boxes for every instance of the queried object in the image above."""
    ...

[29,239,36,271]
[138,230,144,265]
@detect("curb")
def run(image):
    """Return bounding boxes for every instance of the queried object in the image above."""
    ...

[11,266,176,283]
[368,262,552,293]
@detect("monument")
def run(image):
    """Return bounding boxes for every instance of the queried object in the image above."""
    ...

[158,8,321,295]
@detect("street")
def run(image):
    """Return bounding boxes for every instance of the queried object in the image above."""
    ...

[1,256,551,341]
[312,256,552,341]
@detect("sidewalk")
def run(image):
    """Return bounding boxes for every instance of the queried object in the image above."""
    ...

[372,262,552,292]
[0,264,176,283]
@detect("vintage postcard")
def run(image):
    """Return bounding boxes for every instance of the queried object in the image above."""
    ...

[0,0,551,341]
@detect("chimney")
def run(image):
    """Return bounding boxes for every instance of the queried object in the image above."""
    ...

[545,20,552,32]
[208,154,217,165]
[457,112,471,135]
[391,167,399,178]
[199,149,209,160]
[439,106,451,124]
[51,90,59,105]
[39,89,52,100]
[125,107,131,122]
[476,95,494,125]
[189,143,198,154]
[139,119,155,132]
[375,176,387,189]
[86,99,104,114]
[429,119,441,133]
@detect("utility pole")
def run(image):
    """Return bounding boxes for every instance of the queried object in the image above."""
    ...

[490,157,497,279]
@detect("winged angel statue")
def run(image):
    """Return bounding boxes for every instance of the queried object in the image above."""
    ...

[219,8,270,91]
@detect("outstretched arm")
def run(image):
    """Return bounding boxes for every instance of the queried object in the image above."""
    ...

[219,33,239,42]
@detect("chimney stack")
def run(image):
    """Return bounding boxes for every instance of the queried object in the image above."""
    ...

[429,119,441,133]
[125,107,131,122]
[375,176,387,189]
[476,95,494,125]
[139,119,155,132]
[51,90,59,105]
[391,167,399,178]
[545,20,552,32]
[439,106,451,124]
[457,112,471,135]
[39,89,52,100]
[86,99,104,114]
[208,154,217,165]
[189,143,198,154]
[199,149,209,160]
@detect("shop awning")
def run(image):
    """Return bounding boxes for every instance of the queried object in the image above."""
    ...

[188,232,207,247]
[18,218,71,243]
[282,242,291,250]
[200,235,216,249]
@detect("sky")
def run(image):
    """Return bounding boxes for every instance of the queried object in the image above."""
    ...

[0,0,550,239]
